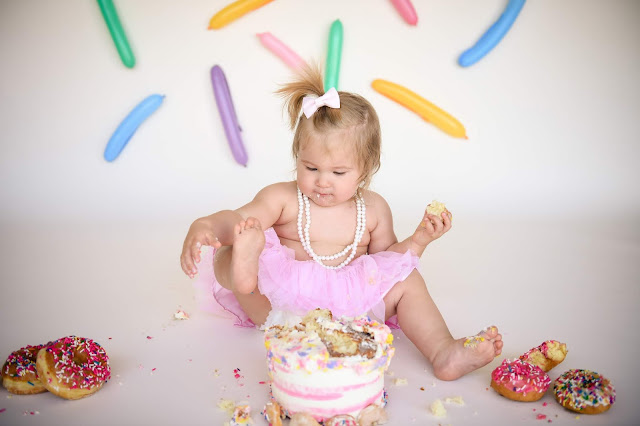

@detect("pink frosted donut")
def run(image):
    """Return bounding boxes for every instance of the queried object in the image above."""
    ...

[35,336,111,400]
[490,358,550,402]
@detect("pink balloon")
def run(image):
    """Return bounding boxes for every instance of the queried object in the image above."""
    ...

[390,0,417,25]
[257,32,307,70]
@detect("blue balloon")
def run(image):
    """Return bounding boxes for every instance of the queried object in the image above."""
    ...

[104,94,164,162]
[458,0,526,67]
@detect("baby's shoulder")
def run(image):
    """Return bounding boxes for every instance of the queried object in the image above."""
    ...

[360,190,393,226]
[360,190,394,230]
[361,189,390,210]
[256,181,297,202]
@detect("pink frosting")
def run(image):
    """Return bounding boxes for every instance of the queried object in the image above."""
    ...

[520,340,558,361]
[492,358,550,395]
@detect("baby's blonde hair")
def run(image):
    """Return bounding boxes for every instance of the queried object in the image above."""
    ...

[276,65,381,190]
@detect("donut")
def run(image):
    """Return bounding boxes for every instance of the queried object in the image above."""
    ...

[554,369,616,414]
[1,343,49,395]
[490,358,550,402]
[519,340,567,372]
[35,336,111,400]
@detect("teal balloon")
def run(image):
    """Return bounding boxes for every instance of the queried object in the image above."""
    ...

[97,0,136,68]
[324,19,343,91]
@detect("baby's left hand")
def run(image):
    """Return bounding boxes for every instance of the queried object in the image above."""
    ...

[412,209,452,247]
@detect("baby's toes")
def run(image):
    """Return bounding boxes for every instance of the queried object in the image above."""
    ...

[234,222,244,236]
[479,325,499,340]
[244,216,261,230]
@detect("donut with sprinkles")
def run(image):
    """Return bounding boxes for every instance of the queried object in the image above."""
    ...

[35,336,111,400]
[554,369,616,414]
[490,358,551,402]
[519,340,568,372]
[2,343,49,395]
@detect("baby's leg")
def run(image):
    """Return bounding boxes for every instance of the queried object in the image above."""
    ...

[383,270,503,381]
[213,217,271,326]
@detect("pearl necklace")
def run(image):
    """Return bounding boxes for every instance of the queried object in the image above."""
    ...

[296,187,366,270]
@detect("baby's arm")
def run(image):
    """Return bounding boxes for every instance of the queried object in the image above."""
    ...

[366,192,400,255]
[180,183,288,277]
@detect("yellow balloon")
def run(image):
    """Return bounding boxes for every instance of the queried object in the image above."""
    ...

[371,79,467,139]
[208,0,274,30]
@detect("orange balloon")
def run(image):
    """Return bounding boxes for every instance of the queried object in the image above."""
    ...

[372,79,467,139]
[208,0,274,30]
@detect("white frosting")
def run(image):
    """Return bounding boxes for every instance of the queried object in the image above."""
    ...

[264,314,394,422]
[271,367,384,420]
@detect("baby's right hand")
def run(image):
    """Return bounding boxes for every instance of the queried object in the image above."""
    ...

[180,219,222,278]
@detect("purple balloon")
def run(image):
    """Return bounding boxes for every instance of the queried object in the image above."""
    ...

[211,65,248,166]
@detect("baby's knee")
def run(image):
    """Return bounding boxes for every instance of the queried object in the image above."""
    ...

[403,269,427,288]
[383,270,423,314]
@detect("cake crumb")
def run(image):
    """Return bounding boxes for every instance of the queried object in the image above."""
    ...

[444,396,465,406]
[430,399,447,418]
[230,405,253,425]
[393,378,408,386]
[174,309,190,320]
[217,399,235,415]
[463,335,485,348]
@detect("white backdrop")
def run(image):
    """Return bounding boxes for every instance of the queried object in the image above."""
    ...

[1,1,639,425]
[1,0,639,228]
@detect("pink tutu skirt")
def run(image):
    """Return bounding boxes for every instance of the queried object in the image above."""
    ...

[194,228,418,328]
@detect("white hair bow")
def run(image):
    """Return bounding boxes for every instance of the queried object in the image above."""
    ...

[302,87,340,118]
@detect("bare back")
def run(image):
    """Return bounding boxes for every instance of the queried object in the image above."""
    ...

[235,181,399,266]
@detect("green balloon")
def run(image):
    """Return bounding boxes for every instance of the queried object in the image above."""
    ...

[97,0,136,68]
[324,19,343,91]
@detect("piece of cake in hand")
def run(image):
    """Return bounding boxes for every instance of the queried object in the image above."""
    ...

[264,309,395,423]
[426,200,450,219]
[519,340,568,372]
[490,358,551,402]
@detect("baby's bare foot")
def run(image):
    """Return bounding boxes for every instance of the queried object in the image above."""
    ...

[230,217,265,294]
[432,326,503,381]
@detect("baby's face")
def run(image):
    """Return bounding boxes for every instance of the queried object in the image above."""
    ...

[296,130,362,207]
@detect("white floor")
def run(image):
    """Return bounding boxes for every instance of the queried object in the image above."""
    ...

[0,218,637,425]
